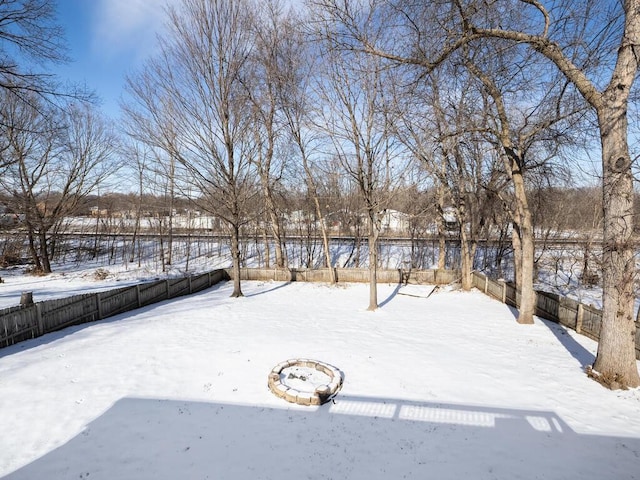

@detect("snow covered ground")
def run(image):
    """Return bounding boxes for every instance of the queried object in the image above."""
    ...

[0,280,639,479]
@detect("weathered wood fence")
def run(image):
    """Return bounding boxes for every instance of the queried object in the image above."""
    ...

[471,271,640,360]
[0,270,228,348]
[225,267,460,285]
[3,266,639,361]
[0,267,459,349]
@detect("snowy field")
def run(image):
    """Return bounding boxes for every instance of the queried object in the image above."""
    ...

[1,280,639,479]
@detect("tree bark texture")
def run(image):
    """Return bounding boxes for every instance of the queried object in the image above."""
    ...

[592,103,640,387]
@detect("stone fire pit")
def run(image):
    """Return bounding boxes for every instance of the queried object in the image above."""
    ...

[268,358,343,406]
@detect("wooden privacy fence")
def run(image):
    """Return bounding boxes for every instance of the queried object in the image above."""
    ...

[0,269,228,348]
[3,266,638,361]
[0,267,458,349]
[471,271,640,360]
[226,267,460,285]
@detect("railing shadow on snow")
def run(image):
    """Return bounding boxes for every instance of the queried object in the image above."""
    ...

[3,394,639,479]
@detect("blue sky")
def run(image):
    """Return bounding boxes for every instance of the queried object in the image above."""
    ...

[55,0,176,118]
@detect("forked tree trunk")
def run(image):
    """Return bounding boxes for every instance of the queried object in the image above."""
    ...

[592,104,640,388]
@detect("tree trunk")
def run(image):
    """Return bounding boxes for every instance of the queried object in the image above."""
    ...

[313,196,335,283]
[592,105,640,388]
[511,222,522,289]
[437,184,447,269]
[512,171,535,324]
[262,221,270,268]
[26,229,42,272]
[34,230,51,274]
[230,223,244,298]
[367,211,379,311]
[459,225,473,291]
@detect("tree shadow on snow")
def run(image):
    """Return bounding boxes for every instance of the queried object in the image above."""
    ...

[243,281,292,298]
[539,318,596,368]
[378,282,402,308]
[501,304,594,369]
[4,394,639,480]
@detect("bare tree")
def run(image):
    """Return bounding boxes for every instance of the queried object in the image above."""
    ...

[317,0,640,388]
[246,0,289,269]
[123,0,258,297]
[312,4,407,310]
[0,94,117,272]
[273,8,336,280]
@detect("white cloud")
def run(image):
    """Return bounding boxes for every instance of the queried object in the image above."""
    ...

[91,0,178,61]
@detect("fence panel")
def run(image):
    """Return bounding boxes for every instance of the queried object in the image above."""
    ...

[191,273,211,293]
[40,295,98,333]
[99,286,139,318]
[139,280,169,306]
[505,283,518,307]
[0,305,39,347]
[334,268,368,283]
[168,278,190,298]
[580,305,602,341]
[557,297,579,330]
[536,291,560,322]
[408,270,434,284]
[472,272,486,291]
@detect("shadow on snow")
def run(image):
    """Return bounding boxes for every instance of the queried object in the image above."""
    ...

[3,394,639,479]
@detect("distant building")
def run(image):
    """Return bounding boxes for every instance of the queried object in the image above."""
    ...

[380,209,409,233]
[442,207,458,231]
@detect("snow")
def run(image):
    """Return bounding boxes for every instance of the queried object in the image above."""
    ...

[1,279,639,479]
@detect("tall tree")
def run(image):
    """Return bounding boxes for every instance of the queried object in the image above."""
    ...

[123,0,258,297]
[273,8,336,280]
[318,0,640,387]
[313,3,407,310]
[246,0,289,269]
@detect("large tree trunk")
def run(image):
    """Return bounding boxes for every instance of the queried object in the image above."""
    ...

[230,223,244,298]
[592,104,640,388]
[511,171,535,324]
[39,231,52,274]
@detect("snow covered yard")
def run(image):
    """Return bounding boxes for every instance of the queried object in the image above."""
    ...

[0,281,639,479]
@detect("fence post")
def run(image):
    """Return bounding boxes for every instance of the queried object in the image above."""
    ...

[576,303,584,334]
[36,303,44,336]
[484,274,488,294]
[499,279,506,304]
[188,276,192,294]
[96,293,103,320]
[165,279,170,299]
[136,285,141,308]
[20,291,34,305]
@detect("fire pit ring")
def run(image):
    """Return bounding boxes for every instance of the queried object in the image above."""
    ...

[268,358,343,406]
